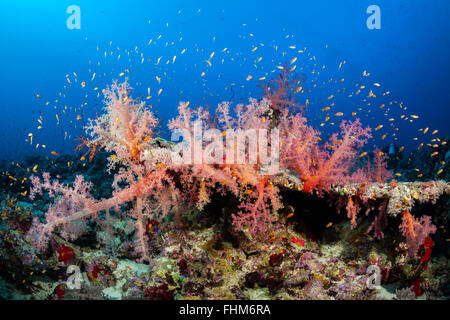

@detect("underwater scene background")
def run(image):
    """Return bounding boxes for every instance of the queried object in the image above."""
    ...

[0,0,448,301]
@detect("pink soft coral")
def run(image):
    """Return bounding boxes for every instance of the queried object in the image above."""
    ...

[86,80,158,165]
[301,119,372,192]
[232,178,282,237]
[259,62,306,115]
[29,173,97,251]
[28,81,179,262]
[372,148,392,183]
[279,108,321,180]
[28,68,383,260]
[399,211,436,259]
[351,148,392,184]
[169,98,280,235]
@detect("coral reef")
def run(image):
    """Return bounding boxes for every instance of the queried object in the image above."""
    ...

[0,68,448,300]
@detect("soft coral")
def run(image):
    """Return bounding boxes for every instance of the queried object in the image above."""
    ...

[86,80,158,164]
[302,119,372,192]
[28,82,179,263]
[232,177,282,237]
[399,211,436,259]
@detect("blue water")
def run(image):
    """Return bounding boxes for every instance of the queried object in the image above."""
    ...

[0,0,449,161]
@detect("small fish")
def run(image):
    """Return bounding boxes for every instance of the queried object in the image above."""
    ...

[395,173,402,176]
[335,112,343,116]
[375,125,383,131]
[81,81,85,87]
[51,151,59,156]
[359,152,367,158]
[246,75,253,81]
[156,163,166,168]
[326,222,333,228]
[431,151,439,157]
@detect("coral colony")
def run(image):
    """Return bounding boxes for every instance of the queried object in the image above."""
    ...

[1,66,448,300]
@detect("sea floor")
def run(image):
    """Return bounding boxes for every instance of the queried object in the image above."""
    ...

[0,189,448,300]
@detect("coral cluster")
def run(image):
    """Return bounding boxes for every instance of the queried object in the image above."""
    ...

[22,68,448,299]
